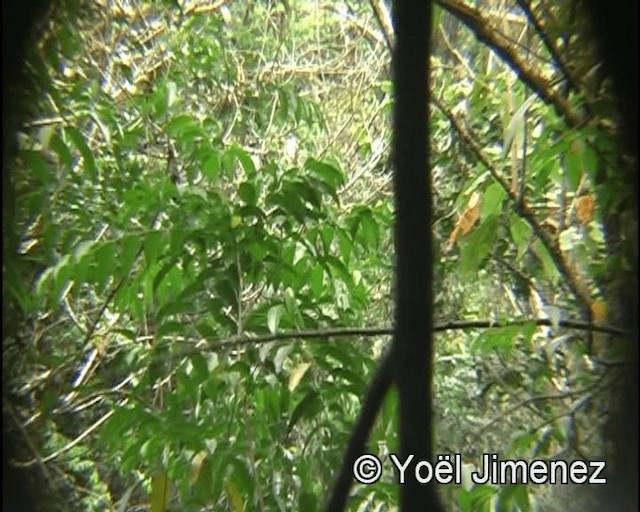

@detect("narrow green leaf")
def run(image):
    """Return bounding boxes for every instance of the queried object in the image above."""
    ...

[66,126,97,181]
[287,391,320,433]
[95,241,116,288]
[143,231,163,266]
[21,151,55,185]
[510,215,533,260]
[50,133,73,169]
[501,94,537,160]
[531,239,561,285]
[119,235,142,277]
[310,265,324,297]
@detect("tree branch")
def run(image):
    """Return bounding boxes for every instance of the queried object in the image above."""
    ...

[323,351,393,511]
[432,96,593,313]
[436,0,584,128]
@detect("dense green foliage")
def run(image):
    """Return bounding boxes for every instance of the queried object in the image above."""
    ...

[4,1,632,511]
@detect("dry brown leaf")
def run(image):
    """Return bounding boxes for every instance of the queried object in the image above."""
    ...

[590,299,608,358]
[448,192,481,247]
[591,300,607,325]
[576,194,595,225]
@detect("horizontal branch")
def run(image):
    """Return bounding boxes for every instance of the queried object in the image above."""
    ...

[183,317,625,353]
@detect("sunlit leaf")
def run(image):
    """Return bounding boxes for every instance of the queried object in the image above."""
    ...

[267,304,284,334]
[501,94,537,160]
[288,362,311,392]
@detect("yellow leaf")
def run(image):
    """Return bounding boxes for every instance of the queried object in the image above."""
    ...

[590,300,608,358]
[189,451,207,486]
[225,481,245,512]
[150,472,171,512]
[591,300,607,325]
[231,215,242,228]
[288,362,311,392]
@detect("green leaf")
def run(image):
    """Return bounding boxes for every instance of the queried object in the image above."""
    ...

[156,301,193,322]
[169,229,188,256]
[323,254,352,285]
[337,230,352,266]
[289,179,321,211]
[225,145,256,177]
[298,491,318,511]
[467,484,498,510]
[358,209,380,249]
[152,257,179,294]
[310,264,324,297]
[119,234,142,277]
[287,390,321,433]
[156,320,185,338]
[509,215,533,260]
[73,239,94,262]
[459,215,499,274]
[165,114,199,137]
[66,126,98,181]
[95,241,116,289]
[21,151,55,185]
[73,240,95,284]
[278,88,290,119]
[112,328,137,341]
[501,94,537,160]
[267,304,284,334]
[51,255,72,306]
[195,321,217,338]
[144,231,163,266]
[238,182,257,205]
[188,353,209,383]
[471,325,521,355]
[531,239,561,285]
[564,139,585,192]
[481,182,506,219]
[50,133,73,169]
[304,158,344,191]
[520,321,537,346]
[499,484,531,512]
